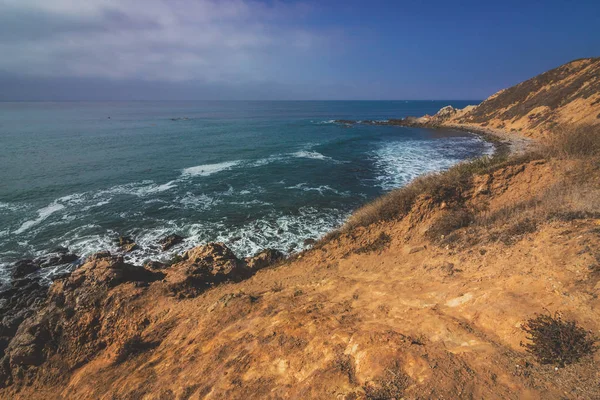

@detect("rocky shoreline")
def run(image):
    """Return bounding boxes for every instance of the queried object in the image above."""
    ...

[0,239,286,387]
[334,104,534,156]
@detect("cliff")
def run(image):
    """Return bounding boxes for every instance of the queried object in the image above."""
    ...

[1,59,599,399]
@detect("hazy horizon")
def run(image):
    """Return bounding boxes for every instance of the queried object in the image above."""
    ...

[1,0,599,101]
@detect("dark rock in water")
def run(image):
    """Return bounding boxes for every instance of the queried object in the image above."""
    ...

[37,252,79,269]
[334,119,357,125]
[229,236,242,243]
[287,243,298,253]
[88,251,112,262]
[116,236,138,253]
[303,238,317,247]
[122,243,138,253]
[10,249,79,280]
[52,246,70,254]
[158,234,184,251]
[246,249,285,271]
[145,261,168,271]
[11,260,40,279]
[117,236,135,246]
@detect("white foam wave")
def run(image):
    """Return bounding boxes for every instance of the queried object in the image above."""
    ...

[184,206,347,258]
[14,202,65,234]
[81,199,111,211]
[285,183,350,196]
[373,136,495,190]
[292,150,329,160]
[291,150,344,164]
[0,202,29,213]
[97,179,177,198]
[179,193,221,210]
[181,161,240,177]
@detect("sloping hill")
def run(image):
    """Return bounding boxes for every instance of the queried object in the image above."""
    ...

[449,57,600,138]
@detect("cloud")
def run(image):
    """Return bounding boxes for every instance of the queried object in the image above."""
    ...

[0,0,329,83]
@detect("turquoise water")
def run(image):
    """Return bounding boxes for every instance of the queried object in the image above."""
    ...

[0,101,491,281]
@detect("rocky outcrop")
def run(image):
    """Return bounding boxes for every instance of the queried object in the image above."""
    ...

[245,248,285,270]
[0,277,48,385]
[116,236,138,253]
[11,249,79,279]
[158,234,184,251]
[0,242,286,388]
[167,243,284,298]
[0,253,166,387]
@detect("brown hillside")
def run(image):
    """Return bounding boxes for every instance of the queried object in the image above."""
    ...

[450,58,600,138]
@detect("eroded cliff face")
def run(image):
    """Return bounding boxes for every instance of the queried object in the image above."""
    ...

[1,156,599,399]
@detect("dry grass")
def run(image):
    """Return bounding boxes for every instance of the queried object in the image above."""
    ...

[468,175,600,246]
[425,209,473,243]
[342,151,541,232]
[363,361,409,400]
[546,124,600,159]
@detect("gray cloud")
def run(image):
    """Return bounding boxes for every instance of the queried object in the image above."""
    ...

[0,0,329,83]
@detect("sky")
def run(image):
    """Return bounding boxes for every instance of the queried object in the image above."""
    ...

[0,0,599,101]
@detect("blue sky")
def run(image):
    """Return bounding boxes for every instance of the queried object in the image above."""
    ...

[0,0,599,100]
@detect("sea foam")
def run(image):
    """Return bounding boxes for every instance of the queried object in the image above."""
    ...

[14,202,65,234]
[181,161,241,177]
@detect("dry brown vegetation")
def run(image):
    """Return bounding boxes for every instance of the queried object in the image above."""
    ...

[522,313,598,367]
[546,123,600,159]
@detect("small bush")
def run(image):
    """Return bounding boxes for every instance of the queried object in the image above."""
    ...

[271,282,284,292]
[521,313,598,366]
[354,232,391,254]
[425,209,473,243]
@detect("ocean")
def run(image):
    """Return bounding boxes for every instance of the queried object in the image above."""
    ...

[0,101,492,283]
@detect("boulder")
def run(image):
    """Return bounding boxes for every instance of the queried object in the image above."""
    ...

[182,243,244,276]
[67,255,164,289]
[144,261,168,270]
[434,105,457,120]
[167,243,247,298]
[246,249,285,271]
[11,260,39,279]
[303,238,317,247]
[37,250,78,269]
[158,234,184,251]
[116,236,138,253]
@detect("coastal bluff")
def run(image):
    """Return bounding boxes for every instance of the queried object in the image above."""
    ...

[1,58,600,399]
